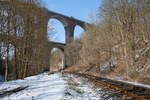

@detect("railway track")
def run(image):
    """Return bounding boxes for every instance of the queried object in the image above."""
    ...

[64,71,150,100]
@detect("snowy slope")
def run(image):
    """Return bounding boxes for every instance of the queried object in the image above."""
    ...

[0,73,66,100]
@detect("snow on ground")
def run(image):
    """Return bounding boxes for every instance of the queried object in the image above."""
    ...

[0,72,122,100]
[61,74,101,100]
[0,73,66,100]
[61,74,119,100]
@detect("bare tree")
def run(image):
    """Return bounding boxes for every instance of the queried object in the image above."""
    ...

[0,0,54,80]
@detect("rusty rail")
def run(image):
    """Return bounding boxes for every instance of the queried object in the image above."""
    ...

[64,71,150,100]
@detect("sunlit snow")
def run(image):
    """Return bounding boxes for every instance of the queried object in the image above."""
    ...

[0,73,123,100]
[0,73,66,100]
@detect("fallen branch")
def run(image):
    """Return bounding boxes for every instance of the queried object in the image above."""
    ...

[0,86,29,97]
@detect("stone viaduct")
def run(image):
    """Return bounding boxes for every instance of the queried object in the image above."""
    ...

[0,0,90,69]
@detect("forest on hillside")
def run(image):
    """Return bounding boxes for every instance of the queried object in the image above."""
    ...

[51,0,150,84]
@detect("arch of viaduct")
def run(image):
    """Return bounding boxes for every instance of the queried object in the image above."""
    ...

[0,0,90,69]
[0,0,90,44]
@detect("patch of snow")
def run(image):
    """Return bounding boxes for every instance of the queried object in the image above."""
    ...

[100,61,116,73]
[0,73,67,100]
[62,74,119,100]
[135,54,139,59]
[63,75,100,100]
[0,72,123,100]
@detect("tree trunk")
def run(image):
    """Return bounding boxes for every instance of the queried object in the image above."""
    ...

[13,46,17,79]
[5,43,9,82]
[13,17,17,79]
[5,12,10,82]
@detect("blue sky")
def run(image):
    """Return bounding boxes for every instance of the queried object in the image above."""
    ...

[42,0,101,43]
